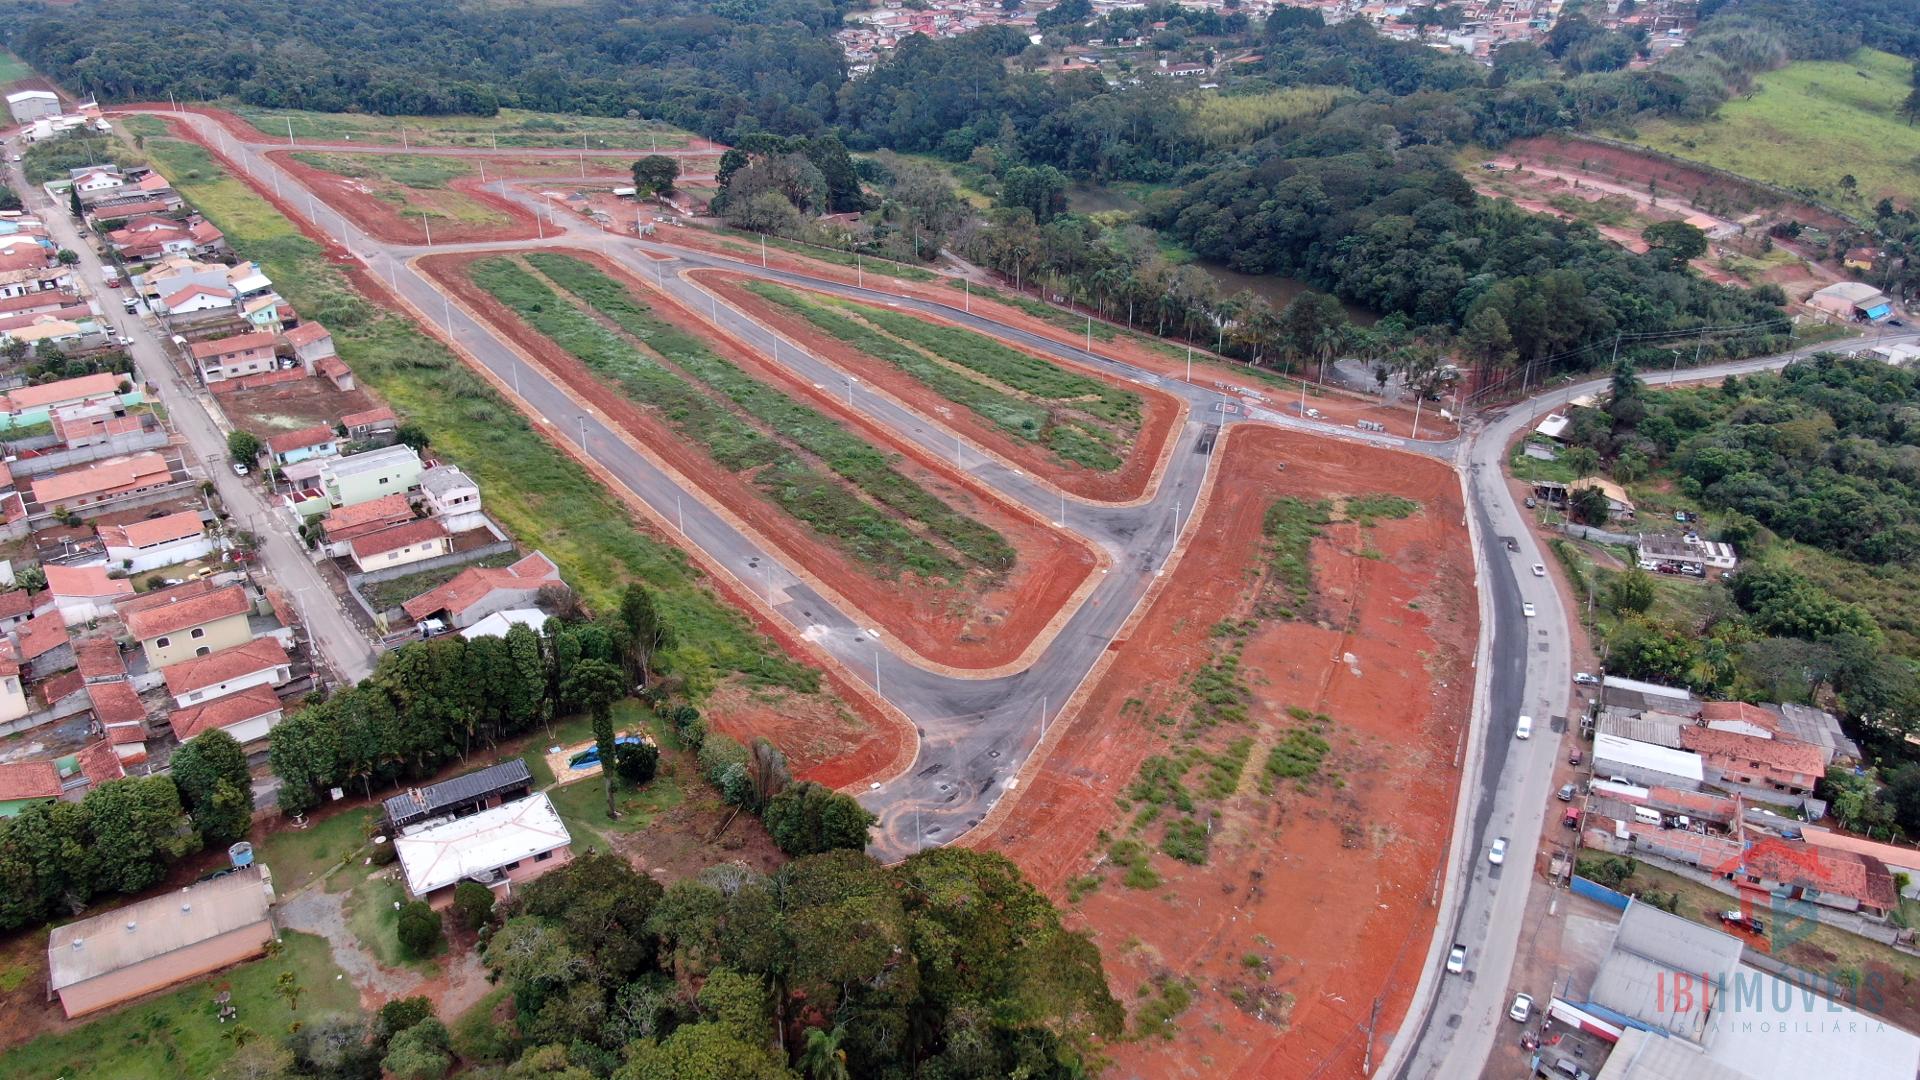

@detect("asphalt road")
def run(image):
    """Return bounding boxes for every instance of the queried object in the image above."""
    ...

[5,153,375,686]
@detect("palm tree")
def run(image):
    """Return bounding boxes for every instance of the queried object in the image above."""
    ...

[798,1025,850,1080]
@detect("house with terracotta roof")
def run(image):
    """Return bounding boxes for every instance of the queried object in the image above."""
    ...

[0,587,39,634]
[169,683,284,747]
[1,373,138,430]
[0,260,71,300]
[0,740,122,816]
[1736,835,1898,919]
[42,564,135,626]
[120,583,253,668]
[13,608,73,679]
[1679,725,1825,799]
[266,424,339,467]
[349,519,451,574]
[188,331,278,385]
[402,551,564,629]
[281,321,335,371]
[99,510,212,573]
[162,637,289,709]
[29,452,173,510]
[73,636,126,683]
[341,407,397,442]
[86,680,149,763]
[316,355,354,391]
[159,283,233,319]
[318,494,415,556]
[51,397,149,450]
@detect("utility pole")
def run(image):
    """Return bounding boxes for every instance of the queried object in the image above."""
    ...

[285,118,295,148]
[422,215,432,248]
[1412,395,1424,440]
[1186,345,1193,383]
[577,415,587,448]
[441,293,454,337]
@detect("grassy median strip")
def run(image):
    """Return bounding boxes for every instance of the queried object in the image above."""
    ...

[528,254,1015,574]
[139,135,816,695]
[745,282,1133,472]
[471,256,1004,582]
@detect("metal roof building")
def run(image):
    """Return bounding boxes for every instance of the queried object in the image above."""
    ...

[384,758,533,830]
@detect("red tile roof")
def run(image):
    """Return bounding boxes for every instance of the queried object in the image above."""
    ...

[162,283,231,309]
[169,683,282,741]
[316,356,350,378]
[98,510,204,551]
[105,721,148,745]
[321,494,413,540]
[43,564,135,602]
[116,578,214,615]
[73,636,126,679]
[341,407,396,430]
[74,739,124,787]
[402,551,560,621]
[87,680,147,727]
[15,609,70,661]
[188,331,275,360]
[162,637,287,698]
[282,322,332,348]
[266,425,335,456]
[38,669,83,707]
[1743,836,1897,910]
[1,373,122,413]
[29,453,171,506]
[350,519,447,560]
[0,760,60,801]
[121,584,249,642]
[1699,701,1781,733]
[1680,726,1826,779]
[0,588,33,621]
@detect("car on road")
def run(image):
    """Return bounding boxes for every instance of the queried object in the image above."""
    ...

[1509,992,1534,1022]
[231,461,250,476]
[1505,538,1519,553]
[1573,672,1599,685]
[1446,944,1467,974]
[1515,714,1532,739]
[1488,837,1508,864]
[1562,807,1580,828]
[1522,602,1537,617]
[1531,563,1546,577]
[1557,783,1577,802]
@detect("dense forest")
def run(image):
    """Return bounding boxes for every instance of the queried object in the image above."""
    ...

[1,0,853,138]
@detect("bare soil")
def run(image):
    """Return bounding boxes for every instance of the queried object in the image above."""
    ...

[985,426,1476,1079]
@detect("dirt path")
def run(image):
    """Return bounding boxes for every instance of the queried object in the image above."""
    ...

[276,884,423,1008]
[986,426,1475,1080]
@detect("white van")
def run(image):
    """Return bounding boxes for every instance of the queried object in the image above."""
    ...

[1516,714,1533,740]
[1632,806,1662,826]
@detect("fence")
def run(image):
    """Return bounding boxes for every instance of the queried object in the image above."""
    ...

[1570,875,1632,910]
[1560,522,1640,547]
[4,428,169,478]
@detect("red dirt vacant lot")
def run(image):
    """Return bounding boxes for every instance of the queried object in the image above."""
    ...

[986,425,1475,1079]
[267,149,548,245]
[419,249,1101,673]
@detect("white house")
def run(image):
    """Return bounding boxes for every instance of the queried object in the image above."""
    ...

[394,793,573,909]
[161,283,234,318]
[162,637,291,709]
[168,683,285,748]
[98,511,211,574]
[41,564,135,627]
[418,465,484,533]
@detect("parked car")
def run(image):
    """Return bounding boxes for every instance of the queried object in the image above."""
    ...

[1531,563,1546,577]
[1522,602,1537,617]
[1509,992,1534,1023]
[1719,910,1766,935]
[1524,497,1537,508]
[1516,715,1533,739]
[1557,783,1576,802]
[1447,944,1467,974]
[1573,672,1600,686]
[1562,807,1580,828]
[1489,837,1508,865]
[230,461,249,476]
[1569,748,1582,766]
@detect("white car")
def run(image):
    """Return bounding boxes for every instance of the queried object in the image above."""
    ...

[1489,837,1508,865]
[230,462,250,476]
[1446,944,1467,975]
[1510,992,1534,1022]
[1573,672,1600,686]
[1531,563,1546,577]
[1522,602,1537,617]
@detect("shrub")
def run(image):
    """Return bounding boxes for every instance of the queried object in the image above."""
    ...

[612,739,659,783]
[374,996,435,1047]
[763,781,877,855]
[451,881,495,932]
[396,900,444,959]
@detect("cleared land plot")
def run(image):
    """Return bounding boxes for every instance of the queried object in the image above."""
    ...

[228,105,702,150]
[423,249,1097,669]
[270,149,542,245]
[1632,48,1920,216]
[988,426,1474,1078]
[712,275,1180,501]
[225,372,379,443]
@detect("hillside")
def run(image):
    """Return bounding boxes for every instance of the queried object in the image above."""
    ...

[1631,48,1920,216]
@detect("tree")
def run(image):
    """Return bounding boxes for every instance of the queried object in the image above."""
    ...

[1461,305,1516,369]
[227,430,262,463]
[564,657,626,816]
[798,1026,850,1080]
[613,739,659,783]
[1564,446,1601,479]
[375,997,435,1046]
[170,730,253,843]
[451,881,495,931]
[1641,220,1708,271]
[1903,84,1920,126]
[286,1014,381,1080]
[0,184,20,213]
[631,155,681,196]
[14,565,45,593]
[1570,483,1613,525]
[394,423,430,451]
[998,164,1068,223]
[764,782,876,856]
[275,969,304,1012]
[1606,567,1656,615]
[382,1019,451,1080]
[618,584,669,686]
[85,776,199,895]
[56,248,79,266]
[397,900,444,959]
[68,184,82,219]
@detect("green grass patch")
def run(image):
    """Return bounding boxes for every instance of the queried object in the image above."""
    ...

[343,873,440,970]
[1188,652,1251,729]
[230,104,692,149]
[1261,727,1332,794]
[119,114,171,139]
[1262,497,1332,616]
[1108,837,1161,890]
[138,135,816,695]
[471,256,998,582]
[0,962,31,994]
[450,984,519,1064]
[1130,974,1195,1040]
[253,805,374,893]
[290,151,472,188]
[0,50,33,84]
[0,931,356,1080]
[1631,48,1920,216]
[548,767,685,849]
[746,281,1136,472]
[1345,494,1420,525]
[1509,436,1579,484]
[724,229,941,281]
[24,128,141,185]
[1160,815,1211,865]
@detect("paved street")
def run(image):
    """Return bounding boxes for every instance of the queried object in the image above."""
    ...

[6,154,375,684]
